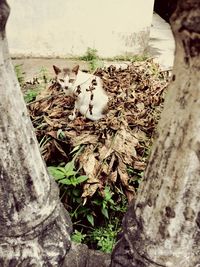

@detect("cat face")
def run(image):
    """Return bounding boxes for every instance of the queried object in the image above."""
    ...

[53,65,79,92]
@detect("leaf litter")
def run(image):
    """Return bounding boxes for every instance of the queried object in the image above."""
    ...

[27,59,169,203]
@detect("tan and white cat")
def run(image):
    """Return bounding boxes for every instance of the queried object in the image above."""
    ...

[53,65,108,121]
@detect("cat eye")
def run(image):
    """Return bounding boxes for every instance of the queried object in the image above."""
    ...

[69,79,75,83]
[59,79,64,82]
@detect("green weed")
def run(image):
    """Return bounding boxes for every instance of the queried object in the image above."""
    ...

[48,146,128,252]
[80,47,104,72]
[109,54,149,62]
[72,230,86,244]
[24,89,38,103]
[92,186,115,219]
[80,48,99,61]
[24,67,51,104]
[149,61,162,78]
[14,64,25,85]
[89,223,119,253]
[38,66,50,84]
[48,161,88,186]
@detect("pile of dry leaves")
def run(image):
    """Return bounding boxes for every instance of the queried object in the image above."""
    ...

[28,60,169,202]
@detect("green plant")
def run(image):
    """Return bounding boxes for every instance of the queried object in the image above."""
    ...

[48,144,128,251]
[14,64,25,85]
[24,89,38,103]
[90,223,119,253]
[57,129,65,140]
[48,158,127,250]
[149,61,161,78]
[71,230,86,243]
[92,186,115,219]
[48,161,88,186]
[127,165,143,189]
[80,47,99,61]
[109,54,148,62]
[80,47,104,72]
[49,161,96,226]
[38,66,50,84]
[48,146,97,226]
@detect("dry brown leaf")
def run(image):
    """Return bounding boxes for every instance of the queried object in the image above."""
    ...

[125,189,135,203]
[107,153,116,173]
[98,143,113,161]
[27,61,169,200]
[117,156,135,192]
[71,132,98,147]
[53,140,68,159]
[79,147,100,198]
[108,171,118,183]
[112,126,138,164]
[117,157,129,187]
[134,161,146,171]
[41,141,52,162]
[82,182,99,199]
[48,107,65,118]
[46,131,57,139]
[64,130,78,139]
[44,115,55,127]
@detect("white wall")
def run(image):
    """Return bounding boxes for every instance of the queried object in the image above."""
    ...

[7,0,154,58]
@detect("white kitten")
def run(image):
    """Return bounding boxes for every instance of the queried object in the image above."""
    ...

[53,65,108,121]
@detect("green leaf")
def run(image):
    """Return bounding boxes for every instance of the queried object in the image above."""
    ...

[92,199,101,206]
[64,161,76,177]
[87,214,94,226]
[70,177,78,186]
[56,166,67,172]
[76,175,88,184]
[65,160,76,176]
[108,198,115,205]
[57,129,65,139]
[104,186,113,201]
[58,178,72,185]
[66,170,77,177]
[71,230,86,243]
[78,206,89,215]
[48,166,65,180]
[101,207,109,219]
[65,161,75,171]
[102,200,108,210]
[72,188,81,197]
[24,90,38,103]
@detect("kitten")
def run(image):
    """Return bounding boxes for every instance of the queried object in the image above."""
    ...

[53,65,108,121]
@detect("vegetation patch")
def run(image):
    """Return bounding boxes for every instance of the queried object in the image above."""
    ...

[17,59,169,252]
[79,47,104,71]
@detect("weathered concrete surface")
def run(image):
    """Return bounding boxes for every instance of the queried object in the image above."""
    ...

[63,243,111,267]
[12,58,89,81]
[7,0,154,58]
[11,13,175,78]
[147,13,175,70]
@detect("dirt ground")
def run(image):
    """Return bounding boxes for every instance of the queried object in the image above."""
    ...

[12,58,90,81]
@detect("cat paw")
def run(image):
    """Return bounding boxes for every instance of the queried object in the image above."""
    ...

[69,114,76,120]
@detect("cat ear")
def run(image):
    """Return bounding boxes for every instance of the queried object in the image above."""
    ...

[72,65,79,75]
[53,65,61,75]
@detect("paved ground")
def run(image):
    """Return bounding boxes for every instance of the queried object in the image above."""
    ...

[12,13,175,81]
[12,58,89,81]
